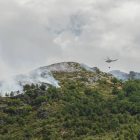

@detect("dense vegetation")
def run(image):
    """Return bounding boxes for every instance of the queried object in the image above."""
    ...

[1,76,140,139]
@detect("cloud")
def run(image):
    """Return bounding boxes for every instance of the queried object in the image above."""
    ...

[0,0,140,80]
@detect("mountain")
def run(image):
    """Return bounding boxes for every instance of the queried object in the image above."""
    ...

[0,62,111,96]
[1,62,140,139]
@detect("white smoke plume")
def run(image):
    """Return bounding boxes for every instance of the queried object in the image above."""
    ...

[0,67,60,97]
[109,70,140,80]
[80,63,96,72]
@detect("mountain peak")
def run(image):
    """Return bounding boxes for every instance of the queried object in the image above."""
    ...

[0,61,109,96]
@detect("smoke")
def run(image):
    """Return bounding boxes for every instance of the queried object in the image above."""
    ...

[0,67,60,97]
[109,70,140,80]
[109,70,129,80]
[0,77,23,96]
[80,63,96,72]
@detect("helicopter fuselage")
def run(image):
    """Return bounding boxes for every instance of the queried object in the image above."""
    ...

[106,59,117,63]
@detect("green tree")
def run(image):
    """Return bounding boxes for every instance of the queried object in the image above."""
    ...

[14,99,21,105]
[7,116,15,124]
[36,96,46,104]
[10,91,14,97]
[110,118,120,130]
[123,81,138,96]
[112,86,120,95]
[31,83,35,89]
[24,126,32,138]
[36,84,39,89]
[23,84,31,91]
[3,127,8,134]
[7,107,16,114]
[118,92,125,100]
[18,117,25,126]
[111,77,118,85]
[68,84,76,90]
[23,105,32,116]
[119,79,124,86]
[7,101,13,106]
[25,90,35,97]
[17,90,20,95]
[40,84,46,91]
[5,93,9,97]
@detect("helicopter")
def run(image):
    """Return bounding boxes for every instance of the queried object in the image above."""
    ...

[104,57,117,63]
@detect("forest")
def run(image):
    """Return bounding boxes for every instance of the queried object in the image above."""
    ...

[1,77,140,139]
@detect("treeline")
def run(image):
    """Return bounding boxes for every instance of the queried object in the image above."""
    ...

[1,78,140,139]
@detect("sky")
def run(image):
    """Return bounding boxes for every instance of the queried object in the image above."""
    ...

[0,0,140,79]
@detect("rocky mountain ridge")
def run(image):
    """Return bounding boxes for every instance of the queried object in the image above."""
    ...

[0,62,110,96]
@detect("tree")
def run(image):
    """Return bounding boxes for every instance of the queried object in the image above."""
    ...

[110,118,120,130]
[7,116,15,124]
[75,127,84,136]
[13,99,21,105]
[17,90,20,95]
[36,96,46,104]
[18,117,25,126]
[110,77,118,85]
[10,91,14,97]
[3,127,8,134]
[85,88,93,95]
[68,84,76,90]
[36,84,39,89]
[7,107,16,114]
[112,86,120,95]
[7,101,13,106]
[25,90,35,97]
[24,126,32,138]
[123,81,138,96]
[31,83,35,89]
[118,92,125,100]
[40,84,46,91]
[23,84,31,91]
[5,93,9,97]
[119,79,124,86]
[23,105,32,116]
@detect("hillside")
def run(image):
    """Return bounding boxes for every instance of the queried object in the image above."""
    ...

[1,62,140,139]
[0,62,111,96]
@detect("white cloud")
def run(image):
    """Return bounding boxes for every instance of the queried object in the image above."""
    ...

[0,0,140,79]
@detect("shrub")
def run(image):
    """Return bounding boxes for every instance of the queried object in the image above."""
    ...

[3,127,8,134]
[23,105,32,116]
[25,126,32,138]
[7,107,16,114]
[18,117,25,126]
[13,99,21,105]
[85,88,93,95]
[68,84,76,90]
[7,116,15,124]
[36,96,46,104]
[7,101,13,106]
